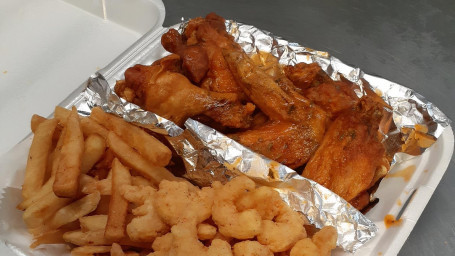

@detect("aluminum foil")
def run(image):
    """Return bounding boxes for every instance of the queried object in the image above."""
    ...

[77,19,451,253]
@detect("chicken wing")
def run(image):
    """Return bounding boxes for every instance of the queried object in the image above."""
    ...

[222,48,328,138]
[230,121,321,169]
[161,28,209,84]
[303,79,360,118]
[115,63,254,128]
[284,62,331,91]
[302,100,386,207]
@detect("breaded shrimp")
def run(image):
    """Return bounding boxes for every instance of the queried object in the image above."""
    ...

[235,186,283,220]
[155,180,214,225]
[151,233,173,255]
[121,185,169,242]
[151,222,232,256]
[211,176,262,239]
[311,226,337,256]
[256,199,307,252]
[232,240,273,256]
[290,226,337,256]
[197,223,217,240]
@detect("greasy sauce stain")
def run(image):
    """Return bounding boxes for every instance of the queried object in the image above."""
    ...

[2,70,7,74]
[397,199,402,206]
[386,165,416,182]
[424,169,429,173]
[384,214,403,229]
[378,252,383,256]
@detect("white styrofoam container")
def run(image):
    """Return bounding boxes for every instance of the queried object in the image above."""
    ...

[0,0,164,255]
[0,1,454,255]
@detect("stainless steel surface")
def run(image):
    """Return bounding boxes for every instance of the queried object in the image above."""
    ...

[162,1,455,255]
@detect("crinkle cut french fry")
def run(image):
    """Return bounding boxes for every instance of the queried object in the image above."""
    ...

[22,118,59,199]
[105,158,132,241]
[53,107,84,198]
[49,192,101,229]
[90,107,172,166]
[107,132,178,185]
[111,243,126,256]
[63,230,151,248]
[23,191,72,229]
[79,215,108,232]
[71,245,111,256]
[81,134,106,173]
[30,114,47,133]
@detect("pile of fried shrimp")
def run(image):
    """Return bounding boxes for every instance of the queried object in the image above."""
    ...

[18,105,337,256]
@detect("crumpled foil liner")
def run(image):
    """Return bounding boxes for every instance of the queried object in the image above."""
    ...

[76,20,451,253]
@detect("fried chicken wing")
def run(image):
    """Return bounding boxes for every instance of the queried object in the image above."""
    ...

[200,40,244,95]
[284,62,332,91]
[115,63,254,128]
[304,80,360,118]
[162,29,209,83]
[302,101,386,206]
[223,48,327,130]
[230,121,321,169]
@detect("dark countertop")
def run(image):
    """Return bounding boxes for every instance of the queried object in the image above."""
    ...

[163,0,455,255]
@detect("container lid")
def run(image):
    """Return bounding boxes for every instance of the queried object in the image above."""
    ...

[0,0,165,156]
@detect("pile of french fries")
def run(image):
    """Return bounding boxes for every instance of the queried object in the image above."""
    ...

[18,106,178,255]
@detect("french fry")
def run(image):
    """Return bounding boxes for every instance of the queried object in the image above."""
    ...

[111,243,126,256]
[54,107,84,198]
[55,106,109,138]
[23,191,72,229]
[22,118,59,199]
[71,245,111,256]
[94,195,111,215]
[80,117,109,138]
[105,158,132,241]
[30,229,68,248]
[82,178,112,195]
[17,176,55,210]
[19,147,90,210]
[29,220,79,248]
[81,134,106,173]
[131,175,153,187]
[63,230,150,248]
[30,114,47,133]
[54,106,71,124]
[125,252,140,256]
[49,192,101,229]
[79,215,108,232]
[90,107,172,166]
[107,132,177,184]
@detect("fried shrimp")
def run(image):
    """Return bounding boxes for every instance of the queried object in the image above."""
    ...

[232,240,273,256]
[121,185,169,242]
[211,176,262,239]
[256,193,307,252]
[235,186,283,220]
[155,180,214,225]
[290,226,337,256]
[150,222,232,256]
